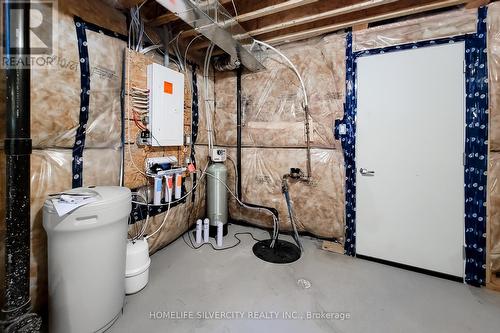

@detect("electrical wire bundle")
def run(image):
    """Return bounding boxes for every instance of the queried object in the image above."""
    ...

[129,2,147,52]
[130,86,149,130]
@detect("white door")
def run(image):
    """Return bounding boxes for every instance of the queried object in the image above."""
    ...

[355,42,465,277]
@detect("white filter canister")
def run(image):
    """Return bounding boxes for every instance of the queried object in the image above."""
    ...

[195,219,202,244]
[216,222,223,247]
[164,175,173,203]
[154,177,162,205]
[174,173,182,199]
[203,218,209,243]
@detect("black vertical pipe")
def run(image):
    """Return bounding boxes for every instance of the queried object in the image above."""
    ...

[236,67,242,200]
[2,1,39,330]
[119,48,126,186]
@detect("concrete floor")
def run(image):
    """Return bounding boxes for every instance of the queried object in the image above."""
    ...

[110,225,500,333]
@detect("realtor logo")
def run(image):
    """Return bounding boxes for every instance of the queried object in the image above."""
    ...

[1,0,58,68]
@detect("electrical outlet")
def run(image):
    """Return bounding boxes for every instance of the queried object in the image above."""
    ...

[136,130,151,146]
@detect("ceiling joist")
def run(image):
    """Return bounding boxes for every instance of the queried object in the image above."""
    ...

[236,0,319,22]
[264,0,469,45]
[147,12,177,27]
[241,0,398,37]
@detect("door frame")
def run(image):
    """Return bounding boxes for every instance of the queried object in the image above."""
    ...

[355,41,466,280]
[334,7,489,286]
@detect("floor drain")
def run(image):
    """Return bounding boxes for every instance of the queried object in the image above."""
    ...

[297,278,311,289]
[252,239,301,264]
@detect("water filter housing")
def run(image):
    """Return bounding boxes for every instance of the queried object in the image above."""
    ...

[195,219,202,244]
[203,219,209,243]
[125,239,151,295]
[206,162,228,237]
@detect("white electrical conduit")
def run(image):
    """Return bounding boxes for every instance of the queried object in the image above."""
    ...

[253,40,308,107]
[203,43,216,152]
[140,44,163,54]
[170,31,186,72]
[253,39,312,179]
[184,35,203,72]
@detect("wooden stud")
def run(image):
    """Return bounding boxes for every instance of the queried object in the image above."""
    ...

[352,23,369,32]
[487,273,500,292]
[322,241,344,254]
[465,0,490,9]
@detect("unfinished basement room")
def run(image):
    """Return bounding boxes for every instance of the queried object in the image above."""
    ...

[2,0,500,332]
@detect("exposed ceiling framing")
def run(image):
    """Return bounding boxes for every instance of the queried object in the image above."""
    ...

[116,0,492,58]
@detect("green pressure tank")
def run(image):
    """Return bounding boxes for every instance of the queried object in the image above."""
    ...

[206,162,228,236]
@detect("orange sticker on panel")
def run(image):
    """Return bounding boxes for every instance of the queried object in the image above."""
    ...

[164,81,173,94]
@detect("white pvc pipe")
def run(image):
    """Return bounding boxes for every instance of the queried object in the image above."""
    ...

[253,39,312,180]
[253,39,309,107]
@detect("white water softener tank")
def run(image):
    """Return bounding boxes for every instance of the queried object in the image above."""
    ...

[207,162,228,237]
[43,186,131,333]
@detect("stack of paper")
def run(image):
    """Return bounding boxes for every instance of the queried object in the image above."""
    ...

[51,194,98,217]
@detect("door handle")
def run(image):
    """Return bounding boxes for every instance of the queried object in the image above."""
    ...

[360,168,375,176]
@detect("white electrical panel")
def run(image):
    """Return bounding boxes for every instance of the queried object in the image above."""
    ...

[147,63,184,146]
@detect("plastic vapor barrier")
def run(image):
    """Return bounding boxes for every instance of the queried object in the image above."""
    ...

[215,34,346,149]
[227,148,345,239]
[488,2,500,276]
[31,28,125,148]
[353,7,477,51]
[488,2,500,152]
[490,152,500,273]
